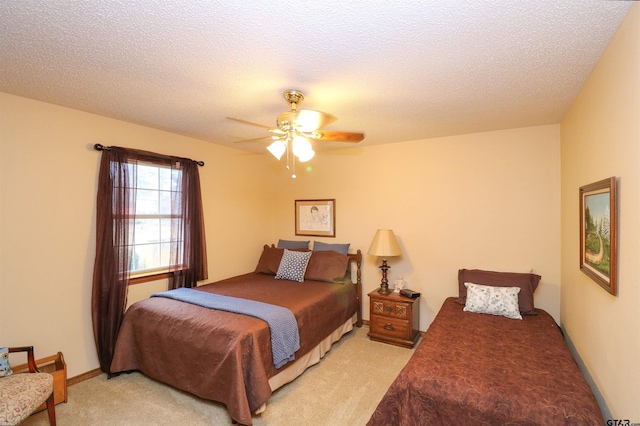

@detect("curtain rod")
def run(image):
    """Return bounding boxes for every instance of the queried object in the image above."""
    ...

[94,144,205,167]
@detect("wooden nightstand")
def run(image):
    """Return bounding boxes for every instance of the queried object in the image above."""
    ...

[368,290,420,348]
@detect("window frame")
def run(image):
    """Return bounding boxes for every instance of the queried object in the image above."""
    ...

[120,160,186,284]
[129,270,174,285]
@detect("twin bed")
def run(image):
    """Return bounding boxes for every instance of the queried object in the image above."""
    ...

[368,269,604,425]
[111,248,603,425]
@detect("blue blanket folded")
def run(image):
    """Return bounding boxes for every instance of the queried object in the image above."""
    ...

[151,288,300,368]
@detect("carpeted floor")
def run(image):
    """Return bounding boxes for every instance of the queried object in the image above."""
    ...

[23,326,416,425]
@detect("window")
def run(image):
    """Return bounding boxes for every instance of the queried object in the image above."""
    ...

[123,162,183,281]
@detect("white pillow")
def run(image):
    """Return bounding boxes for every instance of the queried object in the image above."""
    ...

[463,282,522,320]
[275,249,312,282]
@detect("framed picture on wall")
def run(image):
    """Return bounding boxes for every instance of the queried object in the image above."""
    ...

[295,199,336,237]
[579,177,617,295]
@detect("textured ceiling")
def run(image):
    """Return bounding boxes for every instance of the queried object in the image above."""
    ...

[0,1,632,153]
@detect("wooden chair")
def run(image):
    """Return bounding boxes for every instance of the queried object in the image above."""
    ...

[0,346,56,425]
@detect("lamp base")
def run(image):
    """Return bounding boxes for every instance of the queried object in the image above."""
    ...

[377,285,392,295]
[377,259,392,294]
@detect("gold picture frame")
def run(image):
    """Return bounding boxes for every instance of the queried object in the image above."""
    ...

[295,199,336,237]
[579,177,617,295]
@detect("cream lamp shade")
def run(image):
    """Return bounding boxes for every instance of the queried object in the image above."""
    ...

[367,229,402,257]
[368,229,402,294]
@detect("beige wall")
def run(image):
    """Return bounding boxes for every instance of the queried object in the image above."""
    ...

[560,4,640,420]
[0,93,273,377]
[271,124,561,330]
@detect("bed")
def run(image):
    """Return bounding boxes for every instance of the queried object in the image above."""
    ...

[367,269,604,426]
[110,244,362,426]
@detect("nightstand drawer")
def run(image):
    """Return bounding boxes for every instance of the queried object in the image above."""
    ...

[371,299,411,319]
[370,315,411,341]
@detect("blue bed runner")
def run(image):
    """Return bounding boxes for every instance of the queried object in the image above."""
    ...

[151,287,300,368]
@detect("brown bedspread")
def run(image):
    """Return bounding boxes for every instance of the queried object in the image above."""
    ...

[110,273,358,425]
[368,297,603,426]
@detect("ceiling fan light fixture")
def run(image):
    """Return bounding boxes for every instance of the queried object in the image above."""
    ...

[227,89,364,178]
[267,140,286,160]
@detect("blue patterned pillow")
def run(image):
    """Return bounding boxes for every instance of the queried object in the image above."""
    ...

[276,249,313,282]
[463,282,522,320]
[0,347,12,378]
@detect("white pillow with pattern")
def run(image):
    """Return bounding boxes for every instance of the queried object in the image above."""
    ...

[463,282,522,320]
[275,249,312,282]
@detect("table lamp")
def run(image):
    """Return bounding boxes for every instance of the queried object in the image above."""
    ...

[367,229,402,294]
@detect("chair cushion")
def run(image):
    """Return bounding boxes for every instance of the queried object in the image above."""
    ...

[0,372,53,425]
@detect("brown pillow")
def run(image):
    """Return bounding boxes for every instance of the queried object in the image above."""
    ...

[254,245,285,275]
[457,269,541,315]
[304,251,350,283]
[254,245,310,275]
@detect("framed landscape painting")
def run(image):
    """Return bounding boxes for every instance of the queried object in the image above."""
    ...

[579,177,617,295]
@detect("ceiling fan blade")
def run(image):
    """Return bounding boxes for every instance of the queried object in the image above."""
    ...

[226,117,274,130]
[297,110,337,131]
[277,110,337,132]
[233,135,275,143]
[312,130,364,143]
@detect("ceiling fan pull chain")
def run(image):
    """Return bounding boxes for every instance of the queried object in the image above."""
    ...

[291,151,297,179]
[285,138,290,171]
[285,136,296,178]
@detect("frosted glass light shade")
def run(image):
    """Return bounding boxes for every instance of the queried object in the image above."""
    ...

[267,141,286,160]
[297,148,315,162]
[292,136,312,157]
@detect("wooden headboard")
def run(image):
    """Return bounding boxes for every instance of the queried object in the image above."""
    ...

[269,244,363,328]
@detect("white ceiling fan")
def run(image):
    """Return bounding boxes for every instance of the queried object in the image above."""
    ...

[227,90,364,177]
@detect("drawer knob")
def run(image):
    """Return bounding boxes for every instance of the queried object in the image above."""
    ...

[386,306,392,313]
[383,323,394,331]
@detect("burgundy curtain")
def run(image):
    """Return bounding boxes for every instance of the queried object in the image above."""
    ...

[168,159,208,289]
[92,147,207,373]
[92,147,135,373]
